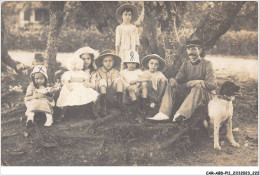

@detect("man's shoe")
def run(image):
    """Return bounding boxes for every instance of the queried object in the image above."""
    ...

[146,112,170,121]
[172,113,186,123]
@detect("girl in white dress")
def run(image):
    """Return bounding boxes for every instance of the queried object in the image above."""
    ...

[115,4,140,69]
[56,55,99,118]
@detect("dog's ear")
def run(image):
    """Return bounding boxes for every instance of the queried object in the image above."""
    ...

[220,82,229,96]
[220,81,240,96]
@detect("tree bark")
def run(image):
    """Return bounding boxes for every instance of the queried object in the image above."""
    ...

[189,1,246,53]
[1,14,19,73]
[45,1,65,83]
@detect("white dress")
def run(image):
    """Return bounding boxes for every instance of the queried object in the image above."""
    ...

[120,69,144,89]
[115,24,140,62]
[56,70,99,107]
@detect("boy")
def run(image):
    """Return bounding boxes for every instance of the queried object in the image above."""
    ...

[95,49,125,117]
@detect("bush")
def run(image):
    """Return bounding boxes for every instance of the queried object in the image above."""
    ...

[209,30,258,56]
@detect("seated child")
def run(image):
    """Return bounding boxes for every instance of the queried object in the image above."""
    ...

[56,55,99,119]
[24,65,54,127]
[141,54,168,114]
[95,49,125,117]
[120,50,148,116]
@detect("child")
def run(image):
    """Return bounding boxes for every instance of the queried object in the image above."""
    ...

[56,55,99,118]
[115,4,140,69]
[24,65,54,127]
[141,54,168,114]
[73,46,99,88]
[120,50,148,116]
[95,49,125,117]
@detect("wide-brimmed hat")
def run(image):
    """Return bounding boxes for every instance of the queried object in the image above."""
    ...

[30,65,48,79]
[123,50,140,64]
[73,47,99,60]
[141,54,166,71]
[186,39,202,48]
[116,4,138,24]
[95,49,121,69]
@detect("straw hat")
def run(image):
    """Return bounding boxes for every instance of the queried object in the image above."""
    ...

[116,4,138,24]
[141,54,166,71]
[30,65,48,79]
[123,50,140,64]
[95,49,121,69]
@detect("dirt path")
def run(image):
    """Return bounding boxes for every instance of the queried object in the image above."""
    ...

[1,55,258,166]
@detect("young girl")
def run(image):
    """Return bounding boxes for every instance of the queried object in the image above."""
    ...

[56,54,99,118]
[24,65,54,127]
[73,46,99,89]
[120,50,148,116]
[140,54,168,115]
[115,4,140,69]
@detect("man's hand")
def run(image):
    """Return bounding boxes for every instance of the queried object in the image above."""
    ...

[169,78,177,87]
[186,80,204,88]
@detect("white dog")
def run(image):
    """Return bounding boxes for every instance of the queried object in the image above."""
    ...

[204,81,241,150]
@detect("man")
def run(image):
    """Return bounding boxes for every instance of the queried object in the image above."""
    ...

[147,39,217,122]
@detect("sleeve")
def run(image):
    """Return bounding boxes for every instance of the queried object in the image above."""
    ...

[115,26,121,47]
[175,62,187,84]
[134,26,140,46]
[158,72,168,82]
[120,70,130,87]
[25,83,34,97]
[61,71,71,84]
[90,72,97,85]
[137,69,144,77]
[201,61,217,91]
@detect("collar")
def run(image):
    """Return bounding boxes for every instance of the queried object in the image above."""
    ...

[218,94,232,101]
[190,59,201,65]
[100,67,116,73]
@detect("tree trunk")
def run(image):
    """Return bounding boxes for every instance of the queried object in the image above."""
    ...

[189,1,246,53]
[1,14,19,73]
[45,1,65,83]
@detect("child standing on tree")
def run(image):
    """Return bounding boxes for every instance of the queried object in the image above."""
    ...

[115,3,140,70]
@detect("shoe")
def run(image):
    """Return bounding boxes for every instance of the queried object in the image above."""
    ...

[26,120,34,127]
[172,113,186,123]
[146,112,170,121]
[44,115,53,127]
[116,92,127,112]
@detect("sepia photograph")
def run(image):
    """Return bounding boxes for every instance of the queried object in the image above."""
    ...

[1,1,258,174]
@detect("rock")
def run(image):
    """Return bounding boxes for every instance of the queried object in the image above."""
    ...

[220,141,225,145]
[23,132,29,138]
[9,151,26,156]
[244,143,248,147]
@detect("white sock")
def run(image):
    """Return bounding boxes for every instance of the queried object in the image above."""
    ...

[44,114,53,127]
[26,112,35,123]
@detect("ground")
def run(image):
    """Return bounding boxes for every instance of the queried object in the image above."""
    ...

[1,53,258,166]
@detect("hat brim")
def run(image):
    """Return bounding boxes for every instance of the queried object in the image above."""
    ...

[141,55,166,71]
[95,54,121,70]
[116,4,138,24]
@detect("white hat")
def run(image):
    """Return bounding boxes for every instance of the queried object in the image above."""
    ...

[124,50,140,64]
[73,47,99,60]
[30,65,48,79]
